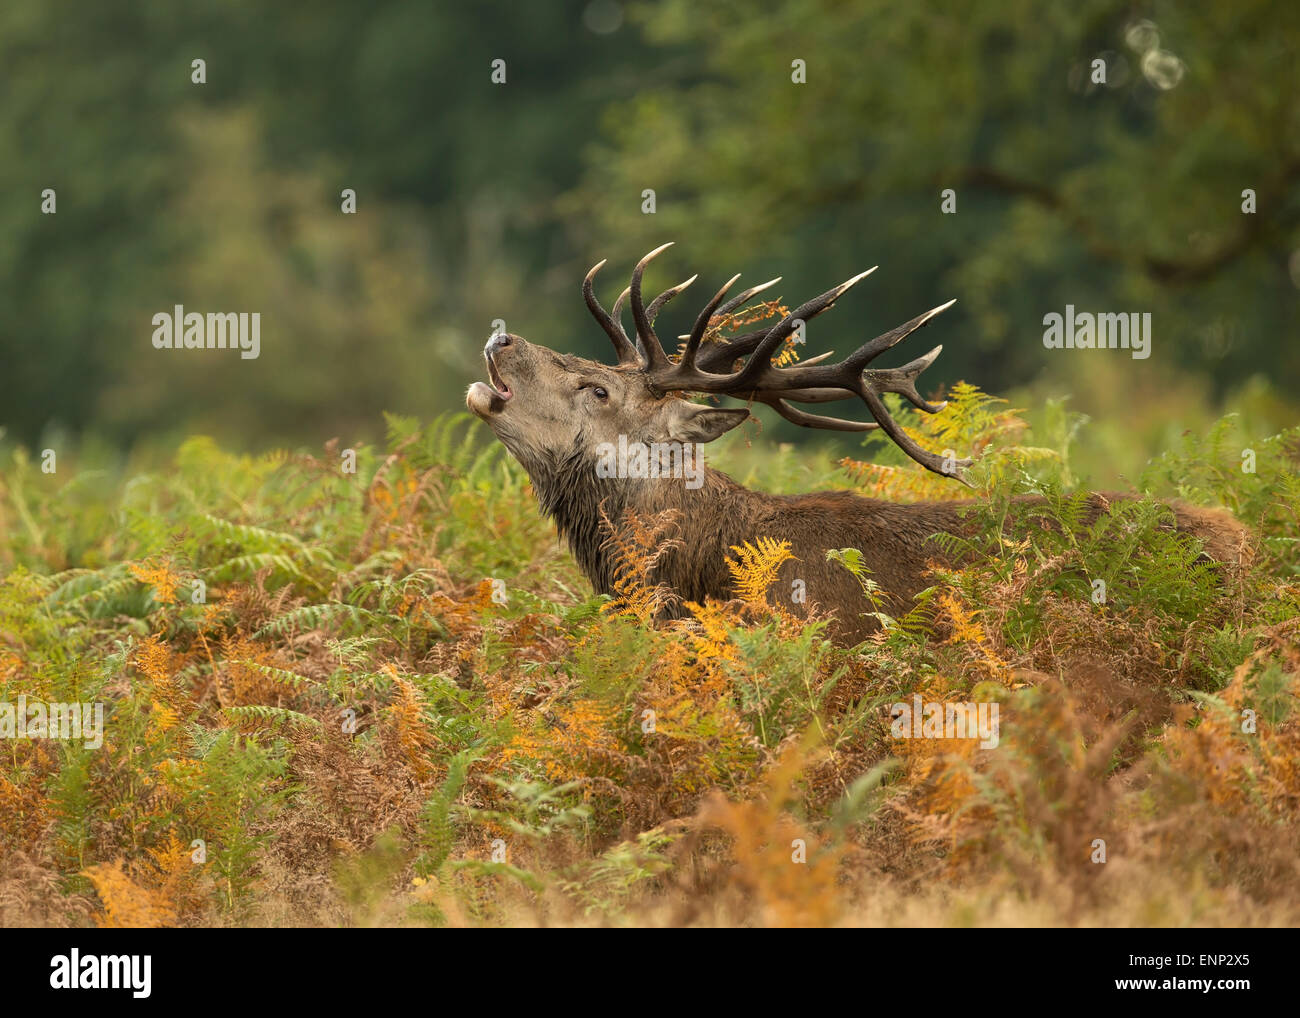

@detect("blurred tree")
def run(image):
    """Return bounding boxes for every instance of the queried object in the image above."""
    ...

[0,0,663,447]
[574,0,1299,416]
[0,0,1294,452]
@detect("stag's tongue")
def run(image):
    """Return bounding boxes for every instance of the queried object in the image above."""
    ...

[466,381,508,416]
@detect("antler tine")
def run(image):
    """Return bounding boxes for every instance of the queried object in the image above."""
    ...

[584,260,640,366]
[675,276,782,370]
[864,345,948,413]
[688,274,859,374]
[712,276,782,322]
[678,273,741,371]
[721,292,955,403]
[757,394,880,432]
[857,383,972,481]
[731,267,877,389]
[646,274,698,326]
[692,328,769,373]
[629,242,675,370]
[846,299,957,372]
[612,285,632,322]
[770,294,966,479]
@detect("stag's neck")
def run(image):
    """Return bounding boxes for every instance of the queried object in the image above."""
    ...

[525,449,754,599]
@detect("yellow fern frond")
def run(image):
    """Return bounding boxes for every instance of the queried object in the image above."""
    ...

[600,506,683,624]
[503,698,622,782]
[83,860,177,928]
[134,634,190,730]
[146,831,206,917]
[727,537,796,607]
[937,590,1009,680]
[388,670,438,782]
[840,382,1036,502]
[128,560,181,605]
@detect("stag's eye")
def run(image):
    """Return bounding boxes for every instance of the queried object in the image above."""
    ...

[593,386,609,401]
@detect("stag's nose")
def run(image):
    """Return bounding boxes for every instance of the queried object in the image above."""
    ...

[485,332,512,355]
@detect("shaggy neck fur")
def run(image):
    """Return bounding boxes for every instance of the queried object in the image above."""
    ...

[524,440,631,592]
[520,438,751,604]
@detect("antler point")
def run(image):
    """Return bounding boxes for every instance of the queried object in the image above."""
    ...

[836,266,878,295]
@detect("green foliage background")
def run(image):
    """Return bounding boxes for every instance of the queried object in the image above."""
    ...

[1,0,1296,483]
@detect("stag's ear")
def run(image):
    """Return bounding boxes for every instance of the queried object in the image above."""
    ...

[664,402,750,444]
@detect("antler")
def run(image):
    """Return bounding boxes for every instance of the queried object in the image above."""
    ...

[582,246,970,480]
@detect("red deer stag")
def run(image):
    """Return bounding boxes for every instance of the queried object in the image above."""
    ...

[467,244,1249,644]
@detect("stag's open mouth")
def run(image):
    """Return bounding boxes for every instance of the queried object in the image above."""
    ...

[466,351,513,418]
[484,351,513,401]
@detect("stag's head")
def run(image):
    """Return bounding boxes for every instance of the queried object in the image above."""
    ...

[465,330,749,479]
[467,242,970,483]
